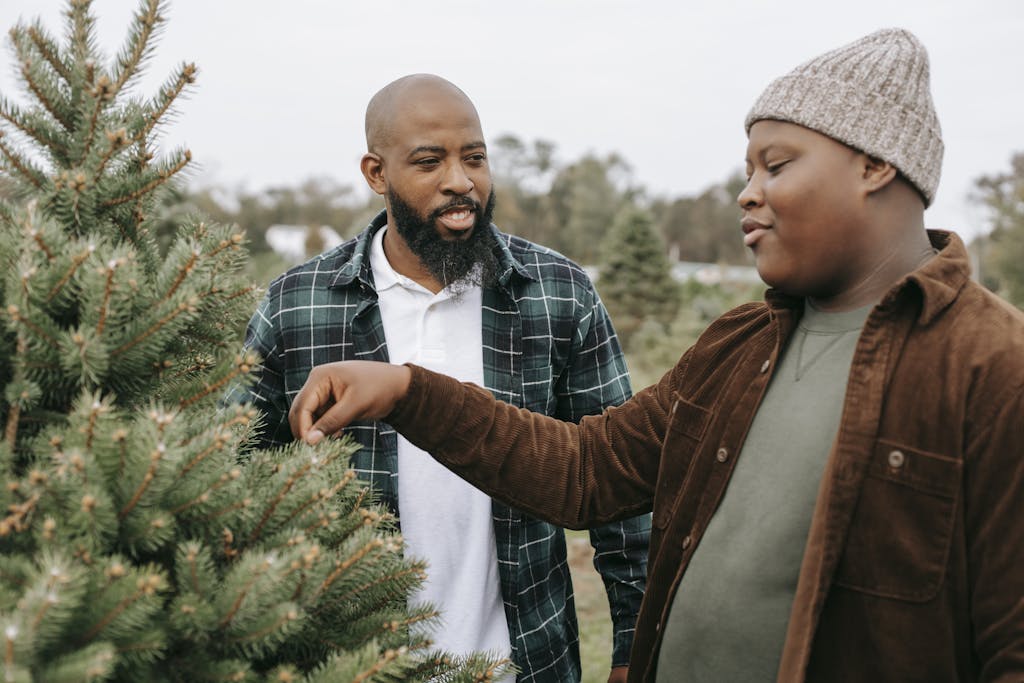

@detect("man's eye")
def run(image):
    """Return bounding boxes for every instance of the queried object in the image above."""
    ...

[467,154,487,163]
[766,160,788,174]
[415,158,440,167]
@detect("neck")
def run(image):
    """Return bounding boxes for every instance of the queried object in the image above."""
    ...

[811,226,934,313]
[809,183,936,311]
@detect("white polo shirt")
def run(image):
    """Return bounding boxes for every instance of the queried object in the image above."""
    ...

[370,226,512,669]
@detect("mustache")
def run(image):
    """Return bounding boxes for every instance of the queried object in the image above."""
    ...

[429,196,481,221]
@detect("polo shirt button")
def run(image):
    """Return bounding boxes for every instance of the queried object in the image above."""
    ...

[888,449,906,469]
[681,535,692,550]
[760,359,770,373]
[716,447,729,463]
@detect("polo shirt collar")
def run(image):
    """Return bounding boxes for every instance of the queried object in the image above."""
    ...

[368,224,434,295]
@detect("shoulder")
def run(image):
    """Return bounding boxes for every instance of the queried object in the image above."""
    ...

[684,301,775,368]
[495,230,599,296]
[264,235,362,300]
[663,300,774,398]
[945,281,1024,384]
[256,235,368,331]
[963,280,1024,332]
[702,301,775,338]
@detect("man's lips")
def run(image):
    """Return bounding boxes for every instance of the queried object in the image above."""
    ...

[741,217,771,247]
[436,206,476,231]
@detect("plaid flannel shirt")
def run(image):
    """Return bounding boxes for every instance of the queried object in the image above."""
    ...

[241,212,650,681]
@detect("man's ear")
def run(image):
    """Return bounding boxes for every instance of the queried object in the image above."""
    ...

[862,154,898,194]
[360,152,387,195]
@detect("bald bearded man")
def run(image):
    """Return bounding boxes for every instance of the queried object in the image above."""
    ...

[238,74,649,683]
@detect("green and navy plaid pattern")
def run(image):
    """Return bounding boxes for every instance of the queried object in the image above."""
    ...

[240,212,650,681]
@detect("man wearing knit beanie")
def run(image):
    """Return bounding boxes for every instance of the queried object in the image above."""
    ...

[286,29,1024,682]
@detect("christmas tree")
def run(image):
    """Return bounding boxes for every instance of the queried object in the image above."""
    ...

[0,1,511,680]
[597,205,680,349]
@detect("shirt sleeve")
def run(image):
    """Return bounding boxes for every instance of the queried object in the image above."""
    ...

[555,285,651,667]
[232,285,293,449]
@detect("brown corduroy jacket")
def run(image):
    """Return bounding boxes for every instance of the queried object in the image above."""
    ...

[388,231,1024,682]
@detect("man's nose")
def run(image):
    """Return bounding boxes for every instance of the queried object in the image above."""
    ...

[737,175,762,209]
[440,162,474,195]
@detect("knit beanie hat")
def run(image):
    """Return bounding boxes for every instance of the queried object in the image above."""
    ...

[745,28,943,206]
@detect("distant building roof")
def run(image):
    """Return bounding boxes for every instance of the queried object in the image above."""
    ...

[671,261,761,286]
[589,261,761,287]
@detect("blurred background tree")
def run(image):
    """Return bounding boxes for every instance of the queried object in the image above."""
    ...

[971,152,1024,309]
[597,205,680,350]
[549,153,635,264]
[649,172,750,264]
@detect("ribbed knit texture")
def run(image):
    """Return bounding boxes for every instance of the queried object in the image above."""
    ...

[745,28,943,206]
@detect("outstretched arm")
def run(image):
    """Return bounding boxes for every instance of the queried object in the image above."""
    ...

[290,360,670,529]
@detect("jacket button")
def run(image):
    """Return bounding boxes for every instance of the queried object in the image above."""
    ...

[760,359,770,373]
[888,449,906,469]
[716,447,729,463]
[682,535,692,550]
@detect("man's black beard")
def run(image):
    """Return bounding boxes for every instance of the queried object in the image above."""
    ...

[387,187,499,292]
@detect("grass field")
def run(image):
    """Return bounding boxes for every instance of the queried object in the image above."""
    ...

[566,529,615,683]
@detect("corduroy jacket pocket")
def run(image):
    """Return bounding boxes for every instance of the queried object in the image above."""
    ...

[652,394,712,530]
[834,438,962,602]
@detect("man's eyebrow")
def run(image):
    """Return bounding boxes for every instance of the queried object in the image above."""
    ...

[745,143,786,165]
[407,141,487,158]
[407,145,446,157]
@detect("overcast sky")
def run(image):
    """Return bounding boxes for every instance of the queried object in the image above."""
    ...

[2,0,1022,241]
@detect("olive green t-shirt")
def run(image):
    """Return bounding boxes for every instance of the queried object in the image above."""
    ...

[655,300,873,682]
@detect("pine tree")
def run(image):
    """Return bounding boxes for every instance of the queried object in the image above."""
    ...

[597,205,680,350]
[0,1,511,681]
[974,152,1024,309]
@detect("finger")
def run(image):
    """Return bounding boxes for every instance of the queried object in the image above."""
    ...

[309,396,361,444]
[289,373,335,441]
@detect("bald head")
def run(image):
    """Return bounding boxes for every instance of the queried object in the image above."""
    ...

[365,74,479,154]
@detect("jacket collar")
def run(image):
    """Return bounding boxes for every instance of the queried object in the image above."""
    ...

[328,209,534,290]
[901,230,972,325]
[327,211,385,290]
[764,229,971,326]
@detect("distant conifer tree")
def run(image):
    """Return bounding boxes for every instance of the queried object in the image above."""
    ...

[598,205,680,349]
